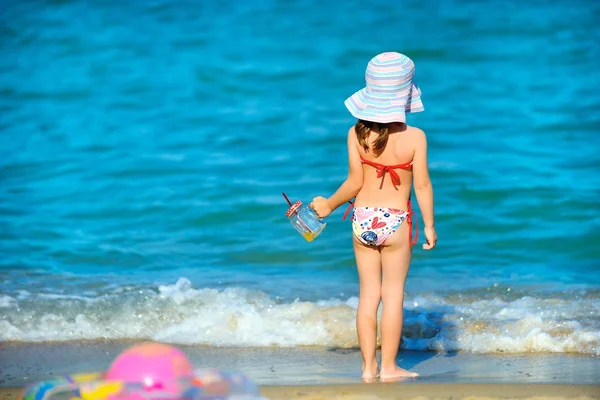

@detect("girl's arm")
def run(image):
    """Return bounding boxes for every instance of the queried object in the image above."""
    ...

[412,128,437,249]
[310,127,363,218]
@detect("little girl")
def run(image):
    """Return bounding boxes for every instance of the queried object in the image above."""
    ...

[310,52,437,380]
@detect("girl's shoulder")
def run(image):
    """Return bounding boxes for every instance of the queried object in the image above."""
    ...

[405,124,426,137]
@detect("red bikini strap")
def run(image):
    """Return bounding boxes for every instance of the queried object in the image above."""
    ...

[406,200,418,246]
[342,201,354,220]
[360,157,412,189]
[359,156,413,171]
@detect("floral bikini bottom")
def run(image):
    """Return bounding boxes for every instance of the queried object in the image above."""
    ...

[351,207,409,246]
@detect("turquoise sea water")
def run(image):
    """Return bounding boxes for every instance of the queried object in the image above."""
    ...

[1,0,599,354]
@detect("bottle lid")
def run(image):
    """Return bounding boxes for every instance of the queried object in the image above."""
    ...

[285,200,302,217]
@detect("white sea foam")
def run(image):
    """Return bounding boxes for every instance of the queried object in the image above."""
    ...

[0,278,598,355]
[0,295,16,308]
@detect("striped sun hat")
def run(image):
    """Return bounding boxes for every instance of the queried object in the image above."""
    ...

[344,52,424,123]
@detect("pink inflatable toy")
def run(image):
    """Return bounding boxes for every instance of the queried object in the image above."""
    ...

[21,341,263,400]
[104,341,194,395]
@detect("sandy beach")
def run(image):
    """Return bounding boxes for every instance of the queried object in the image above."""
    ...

[1,383,599,400]
[2,341,600,387]
[261,383,600,399]
[1,341,599,399]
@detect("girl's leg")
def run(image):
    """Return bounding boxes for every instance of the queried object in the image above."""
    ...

[379,222,418,379]
[352,235,382,380]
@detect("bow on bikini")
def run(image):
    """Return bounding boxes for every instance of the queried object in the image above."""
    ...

[360,157,413,190]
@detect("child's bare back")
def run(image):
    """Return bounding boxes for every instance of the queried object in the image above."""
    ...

[354,123,424,210]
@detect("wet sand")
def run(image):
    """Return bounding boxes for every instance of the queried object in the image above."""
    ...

[2,384,599,400]
[260,383,600,399]
[1,341,598,399]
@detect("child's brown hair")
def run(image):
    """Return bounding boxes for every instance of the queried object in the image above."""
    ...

[355,119,392,156]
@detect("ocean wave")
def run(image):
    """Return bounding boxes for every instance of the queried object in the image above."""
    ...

[1,278,598,355]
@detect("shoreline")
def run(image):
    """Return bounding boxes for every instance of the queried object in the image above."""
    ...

[260,383,600,399]
[2,341,599,388]
[2,383,599,400]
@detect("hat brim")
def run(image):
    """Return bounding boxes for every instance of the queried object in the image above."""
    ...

[344,83,424,124]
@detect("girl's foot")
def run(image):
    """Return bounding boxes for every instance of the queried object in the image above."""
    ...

[379,366,418,380]
[362,360,379,380]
